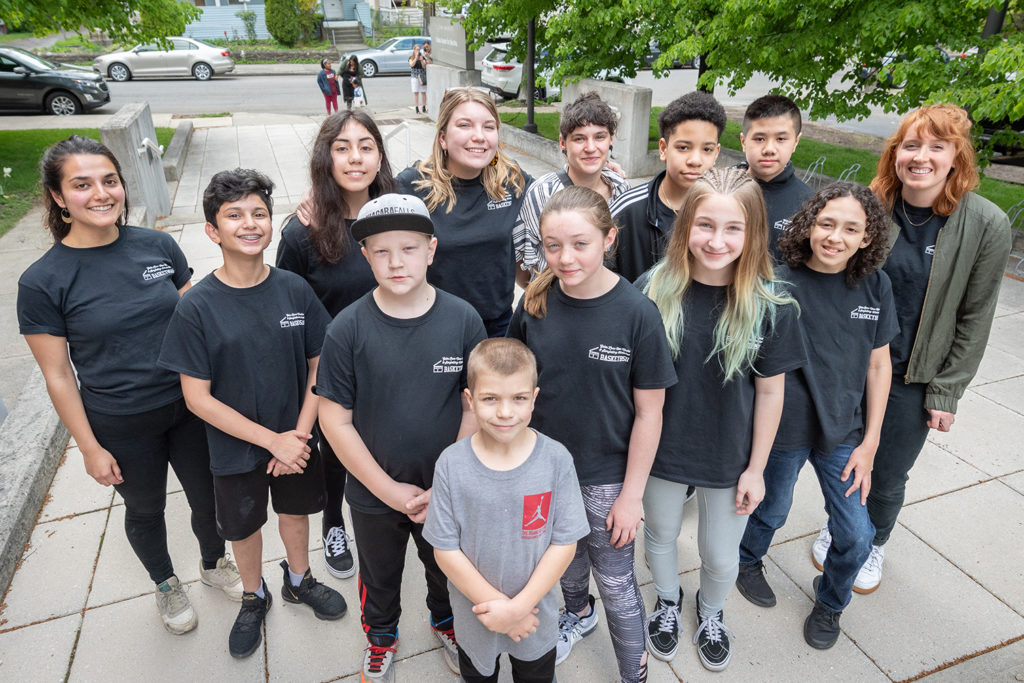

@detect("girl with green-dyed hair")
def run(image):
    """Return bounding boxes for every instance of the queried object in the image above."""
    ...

[637,167,806,672]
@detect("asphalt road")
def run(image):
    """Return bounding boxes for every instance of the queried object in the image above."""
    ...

[42,68,904,138]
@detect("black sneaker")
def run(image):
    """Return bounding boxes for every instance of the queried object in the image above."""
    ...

[735,560,777,607]
[804,575,842,649]
[323,525,356,579]
[693,592,735,672]
[229,579,272,659]
[646,588,683,661]
[280,559,347,620]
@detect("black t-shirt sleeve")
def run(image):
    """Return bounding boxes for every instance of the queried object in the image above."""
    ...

[304,288,332,358]
[17,280,67,337]
[506,299,527,342]
[276,219,310,278]
[168,239,192,290]
[874,271,901,349]
[630,301,677,390]
[753,299,807,378]
[462,314,487,390]
[158,300,212,380]
[314,313,358,408]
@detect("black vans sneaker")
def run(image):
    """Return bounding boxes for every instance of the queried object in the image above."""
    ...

[735,560,776,607]
[693,592,736,672]
[646,588,683,661]
[323,525,356,579]
[229,579,272,659]
[280,560,347,620]
[804,574,842,649]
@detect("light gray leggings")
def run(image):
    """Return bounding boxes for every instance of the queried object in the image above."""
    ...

[642,477,748,615]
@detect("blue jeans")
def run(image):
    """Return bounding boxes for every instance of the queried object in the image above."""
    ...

[739,444,874,613]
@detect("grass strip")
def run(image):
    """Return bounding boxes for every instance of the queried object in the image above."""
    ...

[0,127,174,239]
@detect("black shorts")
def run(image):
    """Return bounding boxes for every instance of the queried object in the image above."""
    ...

[213,448,325,541]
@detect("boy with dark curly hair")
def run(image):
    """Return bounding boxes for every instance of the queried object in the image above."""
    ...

[734,181,897,650]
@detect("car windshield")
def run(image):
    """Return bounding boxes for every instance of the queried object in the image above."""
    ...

[485,48,508,63]
[8,49,59,71]
[377,38,399,51]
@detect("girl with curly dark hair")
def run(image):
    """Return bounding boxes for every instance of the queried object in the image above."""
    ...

[735,181,898,650]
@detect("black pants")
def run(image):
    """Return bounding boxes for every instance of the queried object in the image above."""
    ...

[316,423,348,536]
[349,507,451,637]
[458,646,556,683]
[866,379,931,545]
[86,398,223,584]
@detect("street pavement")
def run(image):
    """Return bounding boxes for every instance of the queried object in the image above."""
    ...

[0,107,1022,682]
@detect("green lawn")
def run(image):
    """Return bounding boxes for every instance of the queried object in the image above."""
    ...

[49,35,105,53]
[501,110,1024,214]
[0,127,174,239]
[0,31,34,45]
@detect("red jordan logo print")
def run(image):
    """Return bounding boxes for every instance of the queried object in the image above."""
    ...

[522,492,551,539]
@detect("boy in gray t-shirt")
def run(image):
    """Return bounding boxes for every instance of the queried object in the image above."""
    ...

[424,338,589,681]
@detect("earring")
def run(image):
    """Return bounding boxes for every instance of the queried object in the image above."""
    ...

[490,154,498,166]
[442,148,448,158]
[60,208,72,224]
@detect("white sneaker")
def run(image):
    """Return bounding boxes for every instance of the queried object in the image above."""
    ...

[555,595,599,665]
[200,554,244,601]
[853,544,885,594]
[155,576,197,634]
[811,523,831,571]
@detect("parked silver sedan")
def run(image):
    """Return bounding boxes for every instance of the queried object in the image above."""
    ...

[93,37,235,82]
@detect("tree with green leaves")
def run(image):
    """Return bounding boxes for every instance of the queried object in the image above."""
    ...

[452,0,1024,157]
[0,0,201,47]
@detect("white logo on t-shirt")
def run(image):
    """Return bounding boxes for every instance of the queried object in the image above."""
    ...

[280,313,305,328]
[433,356,464,373]
[142,264,174,281]
[773,218,791,232]
[588,344,631,363]
[850,305,880,321]
[925,245,935,256]
[487,192,513,211]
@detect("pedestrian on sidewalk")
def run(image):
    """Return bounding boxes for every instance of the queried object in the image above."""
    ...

[318,58,341,114]
[817,104,1012,592]
[340,56,362,110]
[396,87,530,337]
[277,110,397,582]
[409,43,427,114]
[17,136,243,637]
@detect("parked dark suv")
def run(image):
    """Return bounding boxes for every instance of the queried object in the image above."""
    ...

[0,47,110,115]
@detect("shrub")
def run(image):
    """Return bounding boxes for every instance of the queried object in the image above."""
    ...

[235,9,258,42]
[265,0,300,46]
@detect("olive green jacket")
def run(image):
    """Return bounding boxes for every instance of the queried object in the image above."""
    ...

[887,191,1012,413]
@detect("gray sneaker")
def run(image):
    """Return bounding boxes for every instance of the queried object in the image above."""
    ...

[555,595,599,665]
[430,616,460,674]
[200,554,243,601]
[155,576,197,635]
[362,638,398,682]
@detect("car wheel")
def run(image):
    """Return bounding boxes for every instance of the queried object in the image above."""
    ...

[108,62,131,82]
[532,85,546,100]
[192,62,213,81]
[360,60,377,78]
[46,91,81,116]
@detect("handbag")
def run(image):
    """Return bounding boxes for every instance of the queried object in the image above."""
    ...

[417,69,427,86]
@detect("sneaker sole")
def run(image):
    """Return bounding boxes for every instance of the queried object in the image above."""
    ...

[697,651,731,672]
[645,633,679,662]
[735,579,777,608]
[811,547,826,572]
[325,561,357,580]
[281,590,348,620]
[162,613,198,636]
[200,576,244,602]
[852,581,880,595]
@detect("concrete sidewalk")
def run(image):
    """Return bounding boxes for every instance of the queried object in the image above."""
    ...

[0,109,1022,682]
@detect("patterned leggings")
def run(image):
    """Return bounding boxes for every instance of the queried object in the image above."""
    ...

[561,482,647,683]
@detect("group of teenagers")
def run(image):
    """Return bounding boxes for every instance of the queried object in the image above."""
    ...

[16,82,1010,683]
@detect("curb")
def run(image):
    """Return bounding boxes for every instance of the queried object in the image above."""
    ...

[163,120,194,181]
[0,367,69,600]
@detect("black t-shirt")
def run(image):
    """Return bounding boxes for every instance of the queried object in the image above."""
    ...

[276,215,376,317]
[883,203,946,374]
[507,278,677,485]
[315,288,486,513]
[17,226,191,414]
[609,172,677,284]
[396,166,531,323]
[759,163,815,261]
[773,265,900,453]
[157,268,331,476]
[653,281,805,488]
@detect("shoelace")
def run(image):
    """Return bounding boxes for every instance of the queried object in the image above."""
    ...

[692,612,735,645]
[433,623,458,647]
[365,643,397,672]
[557,611,583,642]
[864,546,884,572]
[653,601,680,634]
[209,553,239,581]
[325,527,349,556]
[162,582,191,613]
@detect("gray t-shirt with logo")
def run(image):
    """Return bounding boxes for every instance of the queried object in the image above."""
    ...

[315,288,486,513]
[18,225,192,414]
[158,267,330,475]
[423,432,589,675]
